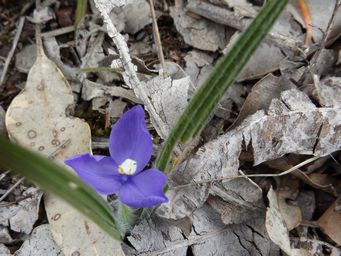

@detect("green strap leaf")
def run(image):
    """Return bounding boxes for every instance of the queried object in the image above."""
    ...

[76,0,88,25]
[0,136,121,241]
[156,0,289,172]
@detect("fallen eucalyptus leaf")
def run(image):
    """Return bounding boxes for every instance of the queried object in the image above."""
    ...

[5,46,124,255]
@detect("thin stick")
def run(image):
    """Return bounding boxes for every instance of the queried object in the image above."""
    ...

[41,25,75,38]
[0,170,10,181]
[148,0,167,78]
[171,156,320,189]
[94,0,168,138]
[0,177,25,202]
[0,17,25,88]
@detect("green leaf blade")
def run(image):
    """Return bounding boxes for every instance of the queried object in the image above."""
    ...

[156,0,289,172]
[0,136,121,241]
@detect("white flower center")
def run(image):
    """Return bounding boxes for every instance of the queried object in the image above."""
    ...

[118,159,137,175]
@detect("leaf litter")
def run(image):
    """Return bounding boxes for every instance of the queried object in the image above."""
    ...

[1,0,341,255]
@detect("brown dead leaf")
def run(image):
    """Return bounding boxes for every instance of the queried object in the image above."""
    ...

[317,196,341,245]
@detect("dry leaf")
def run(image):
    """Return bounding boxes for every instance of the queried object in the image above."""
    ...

[15,44,37,73]
[14,225,63,256]
[265,187,293,255]
[291,238,341,256]
[0,188,43,234]
[128,204,279,256]
[82,79,141,103]
[229,74,296,129]
[235,41,286,81]
[140,62,190,138]
[5,46,124,255]
[158,88,341,220]
[184,50,214,91]
[0,227,13,244]
[110,0,151,34]
[317,196,341,245]
[170,6,229,52]
[0,244,11,256]
[314,76,341,108]
[208,177,265,225]
[277,177,302,231]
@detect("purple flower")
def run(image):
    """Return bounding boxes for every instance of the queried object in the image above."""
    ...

[65,106,168,208]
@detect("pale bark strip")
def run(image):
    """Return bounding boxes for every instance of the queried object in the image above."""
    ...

[93,0,168,138]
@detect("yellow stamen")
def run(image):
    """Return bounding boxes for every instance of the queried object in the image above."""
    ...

[118,159,137,175]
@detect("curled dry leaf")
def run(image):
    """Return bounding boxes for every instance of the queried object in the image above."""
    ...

[5,46,124,255]
[317,196,341,245]
[157,88,341,220]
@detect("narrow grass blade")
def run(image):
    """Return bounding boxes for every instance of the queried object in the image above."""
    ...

[75,0,88,25]
[156,0,289,172]
[0,136,121,240]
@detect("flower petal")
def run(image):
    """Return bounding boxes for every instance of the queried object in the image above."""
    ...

[65,153,123,195]
[118,169,168,208]
[109,105,153,172]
